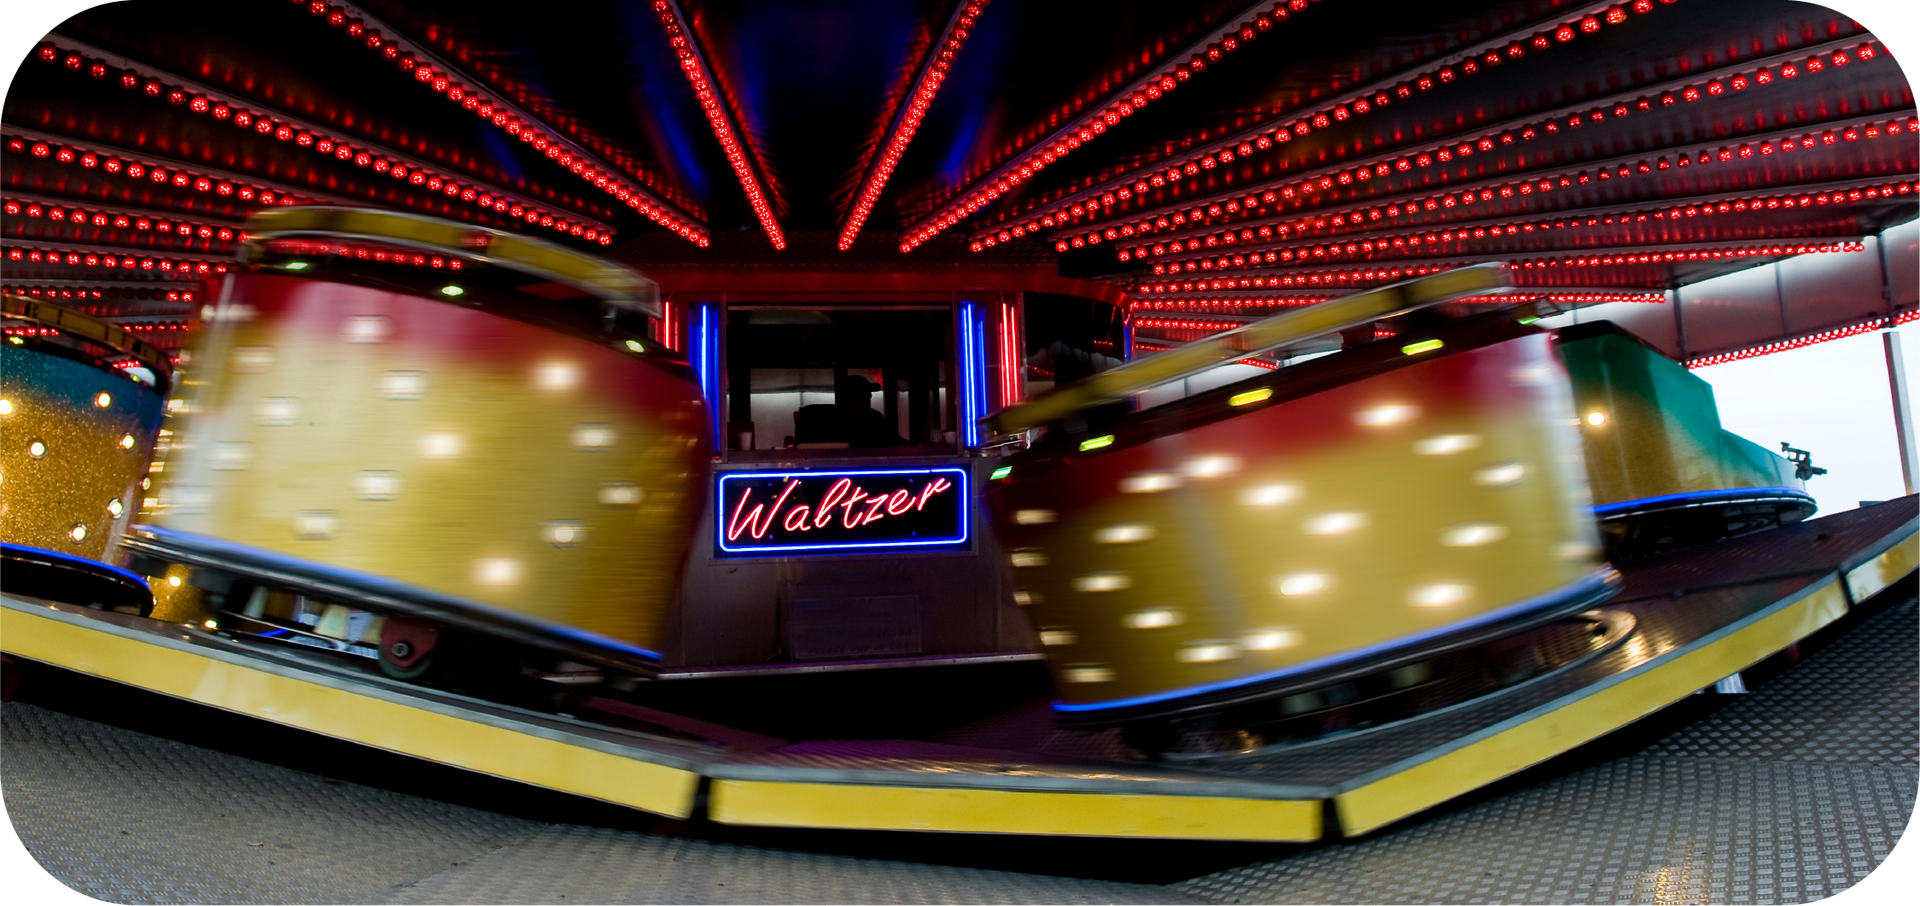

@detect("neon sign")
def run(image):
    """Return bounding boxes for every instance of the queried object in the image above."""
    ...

[715,467,970,556]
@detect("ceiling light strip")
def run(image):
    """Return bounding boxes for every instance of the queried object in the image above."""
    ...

[979,0,1670,247]
[650,0,786,249]
[3,195,244,248]
[1131,290,1666,313]
[1107,108,1916,261]
[1144,177,1917,276]
[838,0,989,251]
[900,0,1316,252]
[286,0,708,244]
[3,241,233,278]
[1039,36,1885,252]
[34,38,615,244]
[1133,240,1866,295]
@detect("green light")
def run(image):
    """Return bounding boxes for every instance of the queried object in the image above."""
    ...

[1079,435,1115,452]
[283,261,309,270]
[7,336,22,345]
[1400,338,1444,356]
[990,465,1013,480]
[1229,387,1272,407]
[625,339,645,353]
[440,285,465,297]
[1517,316,1540,325]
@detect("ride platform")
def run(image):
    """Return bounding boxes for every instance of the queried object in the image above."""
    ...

[3,498,1913,843]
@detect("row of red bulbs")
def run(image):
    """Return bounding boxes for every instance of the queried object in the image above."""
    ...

[4,244,229,277]
[652,0,784,249]
[987,0,1669,247]
[1146,179,1915,276]
[1041,31,1871,250]
[901,0,1318,251]
[3,198,240,244]
[10,133,300,208]
[0,285,196,304]
[1685,309,1920,368]
[1029,37,1882,253]
[841,0,988,250]
[1113,114,1915,263]
[289,0,705,243]
[1128,291,1666,314]
[1142,264,1457,294]
[262,238,467,270]
[1136,241,1860,295]
[1515,243,1865,268]
[35,40,616,246]
[1126,337,1283,370]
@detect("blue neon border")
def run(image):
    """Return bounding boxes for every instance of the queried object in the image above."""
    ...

[132,526,661,660]
[695,302,721,447]
[959,302,984,448]
[715,466,972,555]
[1,541,152,589]
[1051,569,1615,714]
[1590,486,1812,516]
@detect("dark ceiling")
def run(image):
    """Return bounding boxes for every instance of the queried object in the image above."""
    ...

[2,0,1915,349]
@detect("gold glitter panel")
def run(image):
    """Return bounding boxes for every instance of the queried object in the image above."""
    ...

[1,338,166,562]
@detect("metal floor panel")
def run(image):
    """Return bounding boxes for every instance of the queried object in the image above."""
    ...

[378,824,1204,905]
[2,702,545,905]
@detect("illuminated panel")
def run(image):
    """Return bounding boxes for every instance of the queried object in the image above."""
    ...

[838,0,990,251]
[715,468,970,556]
[288,0,709,246]
[32,39,614,244]
[1144,178,1919,275]
[1049,38,1892,252]
[984,0,1675,248]
[650,0,787,250]
[902,0,1309,253]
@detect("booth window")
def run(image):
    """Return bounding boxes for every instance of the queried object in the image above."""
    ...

[726,308,953,452]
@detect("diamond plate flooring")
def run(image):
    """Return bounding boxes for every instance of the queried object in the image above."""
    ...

[4,592,1915,904]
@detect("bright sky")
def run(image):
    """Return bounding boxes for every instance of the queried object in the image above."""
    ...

[1694,322,1918,515]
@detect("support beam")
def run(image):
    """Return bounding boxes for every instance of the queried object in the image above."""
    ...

[1887,330,1917,495]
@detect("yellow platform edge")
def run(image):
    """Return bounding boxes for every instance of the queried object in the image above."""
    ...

[1845,528,1919,605]
[1335,568,1873,836]
[708,778,1322,841]
[0,604,699,819]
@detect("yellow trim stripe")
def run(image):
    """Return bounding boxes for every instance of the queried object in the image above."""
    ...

[708,779,1321,841]
[1335,577,1856,835]
[1845,527,1918,605]
[0,604,698,818]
